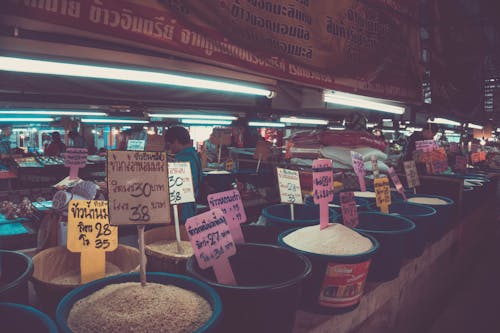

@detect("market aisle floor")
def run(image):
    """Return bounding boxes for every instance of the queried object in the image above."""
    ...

[425,221,500,333]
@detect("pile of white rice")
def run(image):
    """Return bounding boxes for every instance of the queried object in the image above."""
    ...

[407,197,449,205]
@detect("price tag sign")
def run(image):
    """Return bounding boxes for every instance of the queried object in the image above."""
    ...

[208,189,246,244]
[127,139,145,151]
[168,162,195,205]
[416,140,438,153]
[277,168,303,204]
[63,148,88,180]
[374,177,391,213]
[455,155,467,172]
[351,151,366,191]
[67,200,118,283]
[479,151,486,161]
[107,151,170,225]
[312,159,334,230]
[388,167,406,200]
[470,152,481,164]
[470,143,480,153]
[404,160,420,188]
[340,192,359,228]
[225,160,234,171]
[449,142,459,153]
[185,209,236,285]
[371,156,379,178]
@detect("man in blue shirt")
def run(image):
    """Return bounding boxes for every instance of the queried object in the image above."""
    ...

[164,126,202,223]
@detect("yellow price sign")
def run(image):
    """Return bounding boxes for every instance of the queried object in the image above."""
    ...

[374,177,391,213]
[225,159,234,171]
[67,200,118,283]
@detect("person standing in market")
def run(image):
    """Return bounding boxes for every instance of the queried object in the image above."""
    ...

[402,123,438,173]
[164,126,203,223]
[44,131,66,156]
[0,126,12,155]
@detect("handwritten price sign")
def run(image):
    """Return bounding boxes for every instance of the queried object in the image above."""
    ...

[404,160,420,188]
[107,151,170,225]
[127,140,145,151]
[277,168,303,204]
[313,159,334,230]
[208,190,246,244]
[374,177,391,213]
[186,209,236,285]
[64,148,88,180]
[67,200,118,283]
[388,167,406,201]
[340,192,359,228]
[351,151,366,191]
[168,162,195,205]
[415,140,438,153]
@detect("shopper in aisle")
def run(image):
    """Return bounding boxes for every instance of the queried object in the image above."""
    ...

[44,131,66,156]
[164,126,202,223]
[68,128,86,148]
[403,123,438,173]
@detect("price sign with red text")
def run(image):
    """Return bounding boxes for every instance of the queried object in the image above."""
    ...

[313,159,334,230]
[340,192,359,228]
[168,162,195,205]
[186,209,236,285]
[277,168,303,204]
[404,160,420,188]
[388,167,406,200]
[351,151,366,191]
[67,200,118,283]
[64,148,88,180]
[208,189,246,244]
[416,140,438,153]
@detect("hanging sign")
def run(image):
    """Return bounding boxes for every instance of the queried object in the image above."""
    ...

[374,177,391,214]
[107,151,170,225]
[312,159,334,230]
[185,209,237,285]
[388,167,406,201]
[168,162,195,205]
[403,160,420,188]
[63,148,88,180]
[67,200,118,283]
[208,189,246,244]
[127,139,146,151]
[350,151,366,191]
[340,192,359,228]
[276,168,303,204]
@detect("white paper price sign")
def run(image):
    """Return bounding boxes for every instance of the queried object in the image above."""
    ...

[127,140,145,151]
[403,160,420,188]
[107,151,170,225]
[277,168,303,204]
[168,162,195,205]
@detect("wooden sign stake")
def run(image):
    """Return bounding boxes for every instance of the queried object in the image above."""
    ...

[290,203,295,221]
[218,143,222,164]
[173,204,183,254]
[80,250,105,284]
[256,153,262,173]
[137,225,146,287]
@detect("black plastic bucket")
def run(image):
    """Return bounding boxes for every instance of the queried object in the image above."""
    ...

[56,272,222,333]
[187,243,311,333]
[462,185,475,216]
[0,302,58,333]
[278,227,379,313]
[368,202,436,258]
[0,250,33,305]
[262,203,339,232]
[353,212,415,282]
[406,194,455,239]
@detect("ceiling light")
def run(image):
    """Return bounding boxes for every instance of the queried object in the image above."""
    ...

[367,123,377,128]
[279,117,328,125]
[467,123,483,130]
[406,127,423,132]
[0,56,274,97]
[328,126,345,130]
[150,114,237,120]
[0,117,54,122]
[427,117,461,126]
[0,110,107,116]
[82,118,148,124]
[324,91,405,115]
[248,121,285,128]
[181,119,232,125]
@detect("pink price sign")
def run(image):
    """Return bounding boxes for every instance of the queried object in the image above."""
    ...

[415,140,438,153]
[185,209,236,285]
[63,148,88,180]
[388,167,406,201]
[340,192,359,228]
[312,159,334,230]
[207,189,246,244]
[350,151,366,191]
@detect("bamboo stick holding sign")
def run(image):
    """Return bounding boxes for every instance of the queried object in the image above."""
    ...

[276,168,302,221]
[403,160,420,194]
[374,177,391,214]
[253,141,272,173]
[208,189,247,244]
[312,159,334,230]
[185,209,237,285]
[351,151,366,191]
[63,148,88,180]
[107,151,170,286]
[168,162,195,253]
[67,200,118,284]
[388,167,407,201]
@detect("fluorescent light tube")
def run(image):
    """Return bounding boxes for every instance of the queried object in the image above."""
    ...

[324,91,405,115]
[427,117,461,126]
[0,117,54,122]
[248,121,285,128]
[0,56,274,97]
[444,130,456,134]
[279,117,328,125]
[367,123,377,128]
[467,123,483,130]
[406,127,423,132]
[0,110,107,116]
[181,119,232,125]
[150,114,237,121]
[82,118,148,124]
[328,126,345,130]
